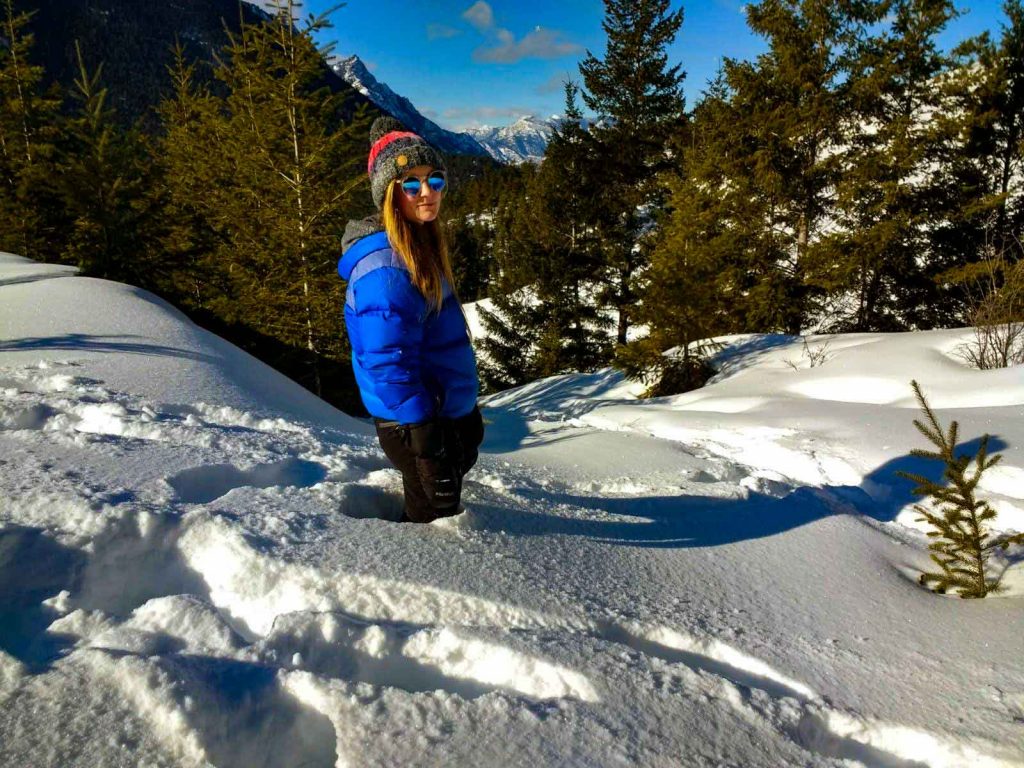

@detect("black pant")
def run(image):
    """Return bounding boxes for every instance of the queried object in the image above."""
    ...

[375,406,485,523]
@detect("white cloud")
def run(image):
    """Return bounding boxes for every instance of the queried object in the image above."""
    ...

[459,2,580,64]
[462,1,495,32]
[427,23,461,40]
[441,105,539,131]
[474,27,582,64]
[536,71,574,95]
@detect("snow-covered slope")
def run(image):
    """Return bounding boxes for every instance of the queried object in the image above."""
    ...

[466,115,606,164]
[332,55,489,159]
[325,56,575,166]
[2,252,1022,767]
[466,116,558,164]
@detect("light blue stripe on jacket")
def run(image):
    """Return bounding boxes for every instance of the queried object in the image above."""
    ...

[338,226,478,424]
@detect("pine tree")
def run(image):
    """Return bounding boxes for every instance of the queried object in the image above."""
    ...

[158,0,369,398]
[441,157,501,303]
[478,169,545,390]
[976,1,1024,258]
[57,41,159,284]
[579,0,685,346]
[896,380,1024,597]
[478,85,615,389]
[932,0,1024,315]
[440,155,515,304]
[152,39,227,309]
[620,80,736,394]
[445,213,490,302]
[832,0,958,330]
[527,82,611,375]
[923,48,998,325]
[0,0,61,260]
[730,0,887,333]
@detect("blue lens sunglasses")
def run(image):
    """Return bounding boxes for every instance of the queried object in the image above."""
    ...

[398,170,447,198]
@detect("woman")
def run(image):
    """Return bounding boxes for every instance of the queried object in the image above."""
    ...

[338,116,483,523]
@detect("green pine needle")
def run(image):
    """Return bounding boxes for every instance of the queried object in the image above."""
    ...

[895,380,1019,598]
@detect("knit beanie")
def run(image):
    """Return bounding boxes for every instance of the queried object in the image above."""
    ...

[367,116,447,210]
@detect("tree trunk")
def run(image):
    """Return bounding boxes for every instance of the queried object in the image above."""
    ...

[863,262,884,330]
[997,113,1017,254]
[283,5,321,398]
[617,261,631,346]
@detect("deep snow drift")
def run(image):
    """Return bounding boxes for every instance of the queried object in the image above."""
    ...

[1,252,1022,767]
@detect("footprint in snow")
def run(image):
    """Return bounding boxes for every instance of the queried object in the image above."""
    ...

[338,483,405,523]
[167,458,329,504]
[0,403,57,431]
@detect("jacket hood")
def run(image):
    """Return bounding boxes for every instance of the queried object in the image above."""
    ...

[341,214,383,254]
[339,214,388,281]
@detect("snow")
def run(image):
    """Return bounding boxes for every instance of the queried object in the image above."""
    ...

[1,251,1022,767]
[330,55,489,159]
[465,116,556,164]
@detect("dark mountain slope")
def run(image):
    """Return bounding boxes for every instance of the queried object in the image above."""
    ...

[16,0,372,126]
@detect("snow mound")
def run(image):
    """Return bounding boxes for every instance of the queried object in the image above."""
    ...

[2,254,1022,767]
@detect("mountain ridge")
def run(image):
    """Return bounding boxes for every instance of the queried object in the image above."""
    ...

[16,0,371,128]
[465,116,560,164]
[331,55,490,159]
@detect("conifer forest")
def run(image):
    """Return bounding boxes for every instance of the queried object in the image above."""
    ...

[1,0,1022,411]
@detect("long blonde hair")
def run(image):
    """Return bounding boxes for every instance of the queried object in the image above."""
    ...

[382,182,457,313]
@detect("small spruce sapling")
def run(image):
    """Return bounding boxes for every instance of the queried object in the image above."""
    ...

[896,380,1024,597]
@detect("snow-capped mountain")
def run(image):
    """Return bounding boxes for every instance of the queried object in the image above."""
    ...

[467,115,602,165]
[329,56,596,164]
[466,116,559,165]
[332,55,489,159]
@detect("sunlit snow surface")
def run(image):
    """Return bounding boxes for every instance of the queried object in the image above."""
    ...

[2,252,1022,768]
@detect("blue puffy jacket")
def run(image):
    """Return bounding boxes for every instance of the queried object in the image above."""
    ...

[338,217,478,424]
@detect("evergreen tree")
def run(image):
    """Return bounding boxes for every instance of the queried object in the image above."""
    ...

[620,78,737,394]
[57,41,159,284]
[989,1,1024,257]
[0,0,61,259]
[445,212,491,302]
[897,380,1024,597]
[153,40,235,311]
[441,155,515,303]
[729,0,885,333]
[527,82,611,375]
[479,85,615,389]
[157,0,368,399]
[579,0,685,345]
[932,0,1024,310]
[923,50,998,324]
[831,0,959,330]
[477,168,544,390]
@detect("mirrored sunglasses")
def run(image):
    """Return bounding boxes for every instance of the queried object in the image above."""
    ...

[397,170,447,198]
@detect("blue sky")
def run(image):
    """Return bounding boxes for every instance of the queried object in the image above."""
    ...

[298,0,1010,133]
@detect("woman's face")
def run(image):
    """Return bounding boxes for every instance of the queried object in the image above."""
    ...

[395,164,444,225]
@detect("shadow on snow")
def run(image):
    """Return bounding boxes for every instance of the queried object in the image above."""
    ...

[0,333,220,365]
[470,431,1008,550]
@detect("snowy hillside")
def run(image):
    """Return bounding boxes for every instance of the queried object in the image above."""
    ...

[466,115,604,164]
[1,252,1022,767]
[466,116,558,164]
[331,55,489,159]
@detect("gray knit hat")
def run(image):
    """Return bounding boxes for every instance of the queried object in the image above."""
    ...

[367,116,447,210]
